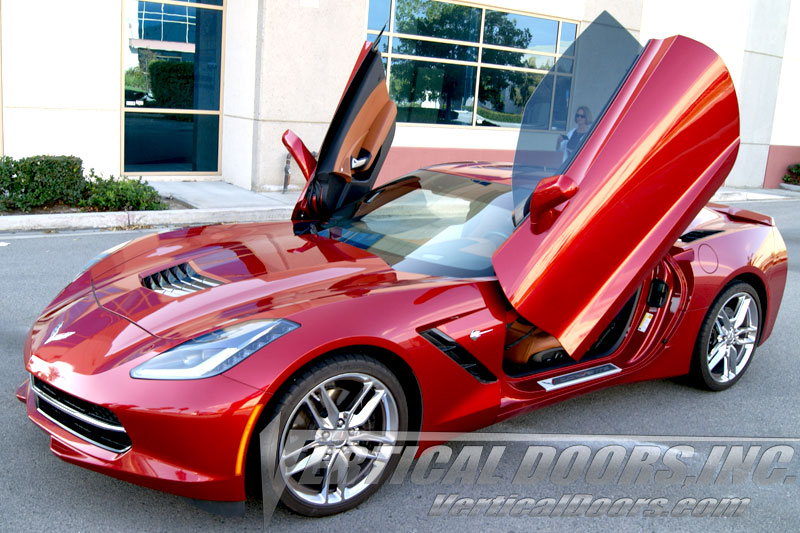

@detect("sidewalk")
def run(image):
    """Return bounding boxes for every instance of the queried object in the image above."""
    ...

[0,180,796,233]
[0,181,301,233]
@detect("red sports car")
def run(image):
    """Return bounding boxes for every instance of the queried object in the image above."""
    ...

[18,28,787,517]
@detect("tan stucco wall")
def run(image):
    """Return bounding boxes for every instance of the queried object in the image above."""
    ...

[222,0,366,191]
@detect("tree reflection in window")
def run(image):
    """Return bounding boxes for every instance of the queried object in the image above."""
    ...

[393,0,480,42]
[390,60,475,126]
[368,0,577,130]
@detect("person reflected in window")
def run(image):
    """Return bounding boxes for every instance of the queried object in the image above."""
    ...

[557,106,593,162]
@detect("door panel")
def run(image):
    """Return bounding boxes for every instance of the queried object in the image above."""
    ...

[492,36,739,359]
[293,41,396,221]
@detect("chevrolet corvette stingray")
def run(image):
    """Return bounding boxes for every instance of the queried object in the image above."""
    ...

[17,24,787,517]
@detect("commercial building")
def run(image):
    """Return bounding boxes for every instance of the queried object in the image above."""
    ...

[0,0,797,190]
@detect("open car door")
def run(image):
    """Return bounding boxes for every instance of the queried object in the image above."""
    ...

[292,40,396,222]
[492,35,740,360]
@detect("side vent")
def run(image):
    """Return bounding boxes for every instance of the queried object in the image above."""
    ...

[679,229,722,243]
[141,263,223,297]
[420,328,497,383]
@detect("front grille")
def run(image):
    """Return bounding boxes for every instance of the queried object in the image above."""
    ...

[141,262,223,297]
[34,378,121,426]
[31,376,132,453]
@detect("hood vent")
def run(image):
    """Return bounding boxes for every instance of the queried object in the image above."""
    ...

[141,263,223,297]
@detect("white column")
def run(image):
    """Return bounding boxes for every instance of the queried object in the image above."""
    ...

[222,0,366,191]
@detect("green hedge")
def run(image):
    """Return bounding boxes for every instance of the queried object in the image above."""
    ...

[0,155,165,212]
[148,61,194,109]
[0,155,85,211]
[476,105,523,124]
[0,156,15,208]
[83,174,166,212]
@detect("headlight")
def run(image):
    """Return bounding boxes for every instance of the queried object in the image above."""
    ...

[130,319,299,380]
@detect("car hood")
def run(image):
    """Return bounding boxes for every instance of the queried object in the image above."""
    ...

[28,222,402,375]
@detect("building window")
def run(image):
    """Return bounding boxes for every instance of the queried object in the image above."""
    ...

[123,0,224,173]
[367,0,577,130]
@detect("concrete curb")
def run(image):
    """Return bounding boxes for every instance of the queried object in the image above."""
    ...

[0,206,294,233]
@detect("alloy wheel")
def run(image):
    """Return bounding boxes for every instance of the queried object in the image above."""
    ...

[278,372,400,507]
[705,291,759,384]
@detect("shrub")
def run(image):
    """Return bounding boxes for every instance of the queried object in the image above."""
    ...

[783,163,800,185]
[0,155,85,211]
[0,155,167,212]
[0,156,14,208]
[83,173,166,212]
[148,60,194,109]
[476,105,523,124]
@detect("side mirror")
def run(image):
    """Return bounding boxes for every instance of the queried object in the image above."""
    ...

[282,130,317,181]
[529,174,578,232]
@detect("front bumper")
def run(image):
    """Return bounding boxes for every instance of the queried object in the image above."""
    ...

[19,374,268,502]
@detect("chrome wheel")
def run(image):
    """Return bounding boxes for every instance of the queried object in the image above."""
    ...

[705,291,758,384]
[278,371,400,509]
[692,283,761,391]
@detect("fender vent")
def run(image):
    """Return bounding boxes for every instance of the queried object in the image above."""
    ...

[420,329,497,383]
[679,229,722,243]
[141,263,223,297]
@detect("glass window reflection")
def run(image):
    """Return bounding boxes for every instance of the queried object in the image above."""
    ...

[124,113,219,172]
[477,69,543,128]
[483,11,558,53]
[365,1,578,131]
[124,1,223,174]
[125,2,221,110]
[559,22,577,54]
[392,37,478,62]
[520,73,554,130]
[390,60,476,126]
[367,0,390,31]
[482,49,554,70]
[394,0,481,43]
[366,33,389,54]
[552,76,572,130]
[556,57,574,74]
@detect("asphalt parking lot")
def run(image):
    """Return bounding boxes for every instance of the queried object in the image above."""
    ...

[1,198,798,532]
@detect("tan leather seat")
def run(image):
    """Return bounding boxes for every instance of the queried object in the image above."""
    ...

[504,320,563,365]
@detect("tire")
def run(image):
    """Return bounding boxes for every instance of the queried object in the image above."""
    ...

[690,282,761,391]
[264,353,408,516]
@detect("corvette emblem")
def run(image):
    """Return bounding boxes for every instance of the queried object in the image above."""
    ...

[44,320,74,345]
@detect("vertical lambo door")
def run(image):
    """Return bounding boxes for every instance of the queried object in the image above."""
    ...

[292,39,397,222]
[493,34,739,363]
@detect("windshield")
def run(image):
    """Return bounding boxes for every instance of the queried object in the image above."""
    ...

[319,170,513,277]
[511,11,644,223]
